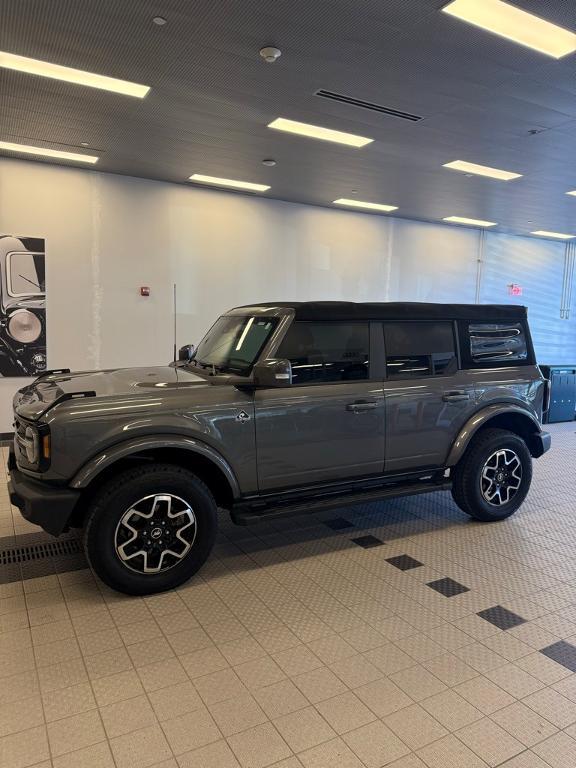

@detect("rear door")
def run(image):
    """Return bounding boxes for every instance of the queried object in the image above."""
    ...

[382,321,478,472]
[254,321,385,490]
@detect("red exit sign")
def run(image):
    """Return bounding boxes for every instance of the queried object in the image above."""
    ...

[508,284,523,296]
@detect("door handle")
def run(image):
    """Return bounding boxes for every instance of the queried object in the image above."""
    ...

[442,391,470,403]
[346,400,379,412]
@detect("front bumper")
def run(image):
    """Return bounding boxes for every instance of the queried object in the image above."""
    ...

[533,430,552,458]
[8,449,80,536]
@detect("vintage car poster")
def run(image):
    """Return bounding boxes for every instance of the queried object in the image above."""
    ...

[0,235,46,376]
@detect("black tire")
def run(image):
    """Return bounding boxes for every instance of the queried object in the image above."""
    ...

[451,428,532,522]
[83,463,217,595]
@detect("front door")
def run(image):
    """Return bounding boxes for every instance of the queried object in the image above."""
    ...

[382,320,478,473]
[255,320,385,491]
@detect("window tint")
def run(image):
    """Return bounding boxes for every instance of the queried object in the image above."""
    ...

[469,323,527,363]
[277,321,369,383]
[384,322,457,379]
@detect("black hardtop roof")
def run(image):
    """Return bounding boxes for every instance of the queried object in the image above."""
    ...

[237,301,527,322]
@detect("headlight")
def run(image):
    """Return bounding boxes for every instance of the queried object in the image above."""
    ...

[8,310,42,343]
[23,425,39,464]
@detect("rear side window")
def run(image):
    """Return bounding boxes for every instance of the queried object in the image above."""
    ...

[469,323,528,364]
[384,322,457,379]
[276,321,369,383]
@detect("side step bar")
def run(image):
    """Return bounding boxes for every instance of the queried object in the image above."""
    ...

[231,480,452,525]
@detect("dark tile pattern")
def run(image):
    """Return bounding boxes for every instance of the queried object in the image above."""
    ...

[477,605,527,630]
[540,641,576,672]
[351,535,385,549]
[324,517,354,531]
[386,555,423,571]
[427,577,470,597]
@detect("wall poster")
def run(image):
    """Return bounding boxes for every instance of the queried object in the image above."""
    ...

[0,235,46,376]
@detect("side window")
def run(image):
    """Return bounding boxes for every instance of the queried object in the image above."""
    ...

[384,322,457,379]
[276,321,369,384]
[469,323,528,364]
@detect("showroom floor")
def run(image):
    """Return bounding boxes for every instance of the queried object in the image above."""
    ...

[1,425,576,768]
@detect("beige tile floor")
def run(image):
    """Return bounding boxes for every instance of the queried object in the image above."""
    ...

[1,423,576,768]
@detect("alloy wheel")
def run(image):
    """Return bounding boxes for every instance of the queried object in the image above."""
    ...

[480,449,522,507]
[114,493,197,574]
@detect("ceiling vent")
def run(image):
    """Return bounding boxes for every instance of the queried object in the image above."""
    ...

[315,89,423,122]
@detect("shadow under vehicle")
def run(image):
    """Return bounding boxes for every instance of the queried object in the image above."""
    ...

[8,301,550,594]
[0,235,46,376]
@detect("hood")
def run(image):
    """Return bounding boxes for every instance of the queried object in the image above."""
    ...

[14,365,209,421]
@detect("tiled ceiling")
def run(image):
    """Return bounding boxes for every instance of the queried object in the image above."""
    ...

[2,0,576,234]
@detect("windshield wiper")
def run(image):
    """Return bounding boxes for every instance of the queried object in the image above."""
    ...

[195,360,244,375]
[18,274,41,290]
[196,360,223,375]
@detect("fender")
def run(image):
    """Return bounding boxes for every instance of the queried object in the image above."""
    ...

[69,434,241,497]
[446,404,543,467]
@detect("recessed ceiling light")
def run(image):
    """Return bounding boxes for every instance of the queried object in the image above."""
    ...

[333,198,398,212]
[152,16,167,25]
[268,118,373,148]
[189,174,270,192]
[443,216,497,227]
[443,159,522,181]
[442,0,576,59]
[0,140,98,163]
[0,51,150,98]
[262,158,276,166]
[80,142,89,146]
[566,190,576,197]
[531,230,575,240]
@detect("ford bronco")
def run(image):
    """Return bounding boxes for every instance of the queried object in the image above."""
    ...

[8,302,551,594]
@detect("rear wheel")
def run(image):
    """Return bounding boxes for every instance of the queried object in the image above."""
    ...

[84,464,217,595]
[451,428,532,522]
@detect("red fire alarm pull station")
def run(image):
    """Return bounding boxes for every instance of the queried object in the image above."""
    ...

[507,284,522,296]
[140,286,150,297]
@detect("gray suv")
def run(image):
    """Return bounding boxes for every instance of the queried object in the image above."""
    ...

[8,302,551,594]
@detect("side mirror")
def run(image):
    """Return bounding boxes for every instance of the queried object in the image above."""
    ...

[178,344,195,362]
[253,358,292,388]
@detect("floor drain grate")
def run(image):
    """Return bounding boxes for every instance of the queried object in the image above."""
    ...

[0,538,82,565]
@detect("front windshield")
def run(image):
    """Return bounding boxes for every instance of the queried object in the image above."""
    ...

[7,252,46,297]
[193,315,277,375]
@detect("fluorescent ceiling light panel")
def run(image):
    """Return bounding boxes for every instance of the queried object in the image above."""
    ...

[189,174,270,192]
[333,198,398,212]
[0,140,98,163]
[443,216,497,227]
[0,51,150,97]
[268,118,373,147]
[442,0,576,59]
[531,230,575,240]
[566,190,576,197]
[443,159,522,181]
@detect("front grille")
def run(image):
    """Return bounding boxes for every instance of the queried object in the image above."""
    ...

[15,416,27,445]
[14,416,35,465]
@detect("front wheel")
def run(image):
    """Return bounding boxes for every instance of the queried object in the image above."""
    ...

[451,428,532,522]
[83,464,218,595]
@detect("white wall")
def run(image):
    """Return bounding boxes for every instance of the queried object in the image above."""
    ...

[0,157,574,432]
